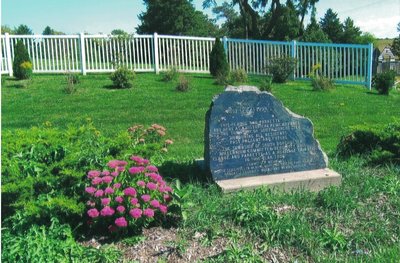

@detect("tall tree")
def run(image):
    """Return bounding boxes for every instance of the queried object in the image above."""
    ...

[14,24,33,35]
[204,0,319,40]
[213,2,246,38]
[341,17,361,44]
[137,0,218,37]
[266,1,300,40]
[1,25,13,34]
[301,16,330,43]
[42,26,64,35]
[111,29,128,36]
[320,8,342,43]
[391,21,400,56]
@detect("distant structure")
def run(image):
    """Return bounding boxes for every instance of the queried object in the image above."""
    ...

[378,46,396,62]
[376,46,399,74]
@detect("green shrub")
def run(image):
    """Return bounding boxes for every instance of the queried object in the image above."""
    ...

[267,55,297,83]
[373,70,396,95]
[209,38,229,78]
[64,72,80,94]
[12,40,32,80]
[19,61,33,80]
[2,219,121,263]
[176,75,190,92]
[309,64,334,91]
[230,68,248,83]
[110,67,135,89]
[162,67,178,82]
[259,76,273,92]
[337,120,400,163]
[215,71,232,86]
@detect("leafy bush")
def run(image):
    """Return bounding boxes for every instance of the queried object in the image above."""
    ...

[110,67,135,89]
[209,38,229,78]
[337,120,400,163]
[19,61,33,80]
[310,64,335,91]
[85,157,174,235]
[373,70,396,95]
[2,218,121,262]
[267,55,297,83]
[1,120,173,227]
[230,68,248,83]
[259,76,273,92]
[176,75,190,92]
[12,40,32,80]
[127,123,173,159]
[162,67,178,82]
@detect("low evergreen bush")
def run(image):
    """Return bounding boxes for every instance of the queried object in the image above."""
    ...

[267,56,297,83]
[12,40,32,80]
[337,120,400,163]
[210,38,229,78]
[110,67,135,89]
[373,70,396,95]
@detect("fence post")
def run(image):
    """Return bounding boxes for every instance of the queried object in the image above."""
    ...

[5,33,13,77]
[79,33,87,75]
[291,40,297,80]
[153,32,159,74]
[367,43,373,90]
[222,36,228,55]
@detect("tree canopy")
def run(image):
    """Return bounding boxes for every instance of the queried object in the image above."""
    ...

[14,24,33,35]
[137,0,218,37]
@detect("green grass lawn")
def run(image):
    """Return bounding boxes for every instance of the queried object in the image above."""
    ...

[2,73,400,262]
[2,73,399,159]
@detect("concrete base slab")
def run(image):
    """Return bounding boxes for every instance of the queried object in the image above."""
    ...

[216,168,341,193]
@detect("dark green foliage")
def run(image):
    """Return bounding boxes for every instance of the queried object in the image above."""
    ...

[341,17,362,44]
[12,41,32,80]
[268,2,300,41]
[209,38,229,78]
[337,120,400,163]
[320,8,343,43]
[110,67,135,89]
[176,75,190,92]
[137,0,218,36]
[2,218,121,262]
[42,26,56,35]
[373,70,396,95]
[111,29,128,36]
[13,24,33,35]
[392,37,400,57]
[267,56,297,83]
[302,17,331,43]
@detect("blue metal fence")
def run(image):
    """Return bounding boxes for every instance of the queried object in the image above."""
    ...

[225,38,373,88]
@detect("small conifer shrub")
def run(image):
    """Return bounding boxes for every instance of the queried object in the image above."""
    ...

[209,38,229,78]
[12,40,32,80]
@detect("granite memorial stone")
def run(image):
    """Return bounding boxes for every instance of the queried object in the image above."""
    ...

[204,86,340,192]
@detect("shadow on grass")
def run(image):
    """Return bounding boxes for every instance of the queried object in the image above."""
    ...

[159,159,214,185]
[366,91,383,96]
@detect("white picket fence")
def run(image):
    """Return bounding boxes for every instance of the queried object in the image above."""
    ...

[0,33,373,88]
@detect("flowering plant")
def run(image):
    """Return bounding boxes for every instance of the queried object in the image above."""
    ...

[85,156,173,233]
[127,124,173,158]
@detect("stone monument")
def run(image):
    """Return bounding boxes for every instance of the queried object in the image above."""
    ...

[204,86,341,192]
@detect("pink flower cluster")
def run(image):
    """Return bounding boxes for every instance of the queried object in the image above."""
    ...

[85,155,173,233]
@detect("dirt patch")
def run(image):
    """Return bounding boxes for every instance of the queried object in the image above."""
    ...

[114,227,229,262]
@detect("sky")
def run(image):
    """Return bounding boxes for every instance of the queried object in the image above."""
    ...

[1,0,400,38]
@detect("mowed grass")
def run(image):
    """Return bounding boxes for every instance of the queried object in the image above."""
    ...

[2,73,400,261]
[2,73,399,160]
